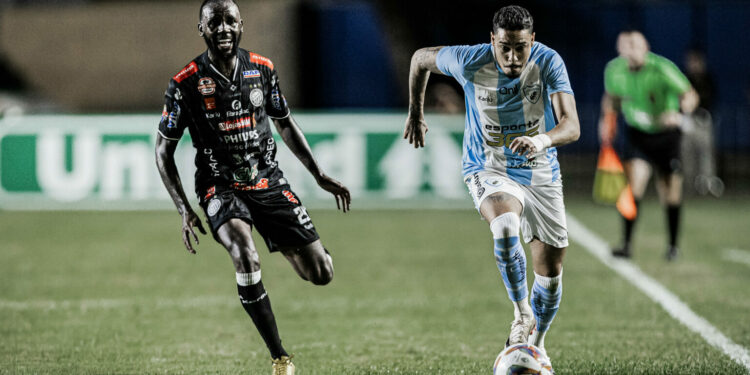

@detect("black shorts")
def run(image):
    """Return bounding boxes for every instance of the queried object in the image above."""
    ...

[199,184,319,252]
[623,127,682,175]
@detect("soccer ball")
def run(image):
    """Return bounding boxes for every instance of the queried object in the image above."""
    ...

[493,344,553,375]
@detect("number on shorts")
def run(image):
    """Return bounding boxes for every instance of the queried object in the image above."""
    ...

[293,206,311,225]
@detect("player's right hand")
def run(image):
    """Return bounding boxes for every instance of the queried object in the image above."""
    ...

[404,115,429,148]
[181,210,207,254]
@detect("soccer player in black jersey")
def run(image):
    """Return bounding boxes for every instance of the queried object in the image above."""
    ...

[154,1,350,373]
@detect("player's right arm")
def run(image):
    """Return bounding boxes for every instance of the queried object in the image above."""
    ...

[404,46,445,148]
[154,80,206,254]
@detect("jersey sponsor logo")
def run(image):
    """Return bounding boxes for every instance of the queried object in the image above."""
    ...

[271,89,283,110]
[249,52,274,70]
[204,97,216,110]
[498,85,519,95]
[232,178,269,191]
[473,173,485,198]
[198,77,216,96]
[218,117,256,132]
[522,83,541,104]
[477,89,496,105]
[203,148,221,177]
[207,197,222,217]
[508,159,539,169]
[263,138,278,168]
[204,185,216,200]
[166,104,181,129]
[282,190,299,204]
[173,62,198,83]
[160,105,168,122]
[232,163,259,183]
[223,129,260,144]
[243,70,261,78]
[250,88,264,107]
[231,100,241,110]
[485,119,540,148]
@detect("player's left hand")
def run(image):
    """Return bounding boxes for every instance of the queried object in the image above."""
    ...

[316,174,351,212]
[509,136,539,158]
[660,112,683,128]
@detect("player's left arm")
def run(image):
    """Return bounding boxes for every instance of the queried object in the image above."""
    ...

[660,59,700,127]
[272,116,351,212]
[509,92,580,157]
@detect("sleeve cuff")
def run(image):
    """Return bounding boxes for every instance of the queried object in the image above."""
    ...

[157,130,180,141]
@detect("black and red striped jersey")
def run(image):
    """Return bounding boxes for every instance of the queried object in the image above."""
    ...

[158,49,290,196]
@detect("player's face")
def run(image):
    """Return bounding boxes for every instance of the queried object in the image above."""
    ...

[199,1,243,60]
[617,32,649,70]
[491,28,535,78]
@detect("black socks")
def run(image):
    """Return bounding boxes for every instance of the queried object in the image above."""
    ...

[237,281,288,359]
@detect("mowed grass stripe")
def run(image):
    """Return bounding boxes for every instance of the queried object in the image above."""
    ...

[568,215,750,373]
[723,248,750,268]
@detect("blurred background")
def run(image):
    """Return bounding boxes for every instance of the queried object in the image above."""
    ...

[0,0,749,208]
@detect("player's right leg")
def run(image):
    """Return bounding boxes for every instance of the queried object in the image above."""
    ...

[480,193,534,347]
[614,158,651,258]
[216,219,290,362]
[466,173,533,347]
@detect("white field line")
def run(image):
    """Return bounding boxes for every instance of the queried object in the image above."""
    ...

[0,295,234,311]
[567,215,750,373]
[723,248,750,267]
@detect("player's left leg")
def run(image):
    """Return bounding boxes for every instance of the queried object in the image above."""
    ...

[279,240,334,285]
[654,129,684,261]
[528,239,566,350]
[656,172,683,261]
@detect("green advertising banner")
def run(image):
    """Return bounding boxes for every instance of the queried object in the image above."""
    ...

[0,113,472,210]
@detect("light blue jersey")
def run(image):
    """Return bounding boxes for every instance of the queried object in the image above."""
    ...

[436,42,573,186]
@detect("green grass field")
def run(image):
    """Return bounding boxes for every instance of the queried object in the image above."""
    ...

[1,196,749,374]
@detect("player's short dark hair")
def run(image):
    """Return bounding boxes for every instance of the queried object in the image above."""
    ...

[199,0,240,21]
[492,5,534,33]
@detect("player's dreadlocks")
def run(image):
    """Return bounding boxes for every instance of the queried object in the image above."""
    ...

[493,5,534,32]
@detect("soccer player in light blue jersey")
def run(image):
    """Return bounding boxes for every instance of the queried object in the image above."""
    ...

[403,5,580,361]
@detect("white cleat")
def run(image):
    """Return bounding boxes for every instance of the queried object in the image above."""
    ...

[535,346,554,374]
[505,314,536,348]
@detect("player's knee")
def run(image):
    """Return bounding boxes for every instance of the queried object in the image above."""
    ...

[310,258,334,285]
[490,212,521,240]
[228,244,260,273]
[311,264,333,285]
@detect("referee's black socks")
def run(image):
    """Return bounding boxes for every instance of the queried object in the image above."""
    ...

[667,204,681,248]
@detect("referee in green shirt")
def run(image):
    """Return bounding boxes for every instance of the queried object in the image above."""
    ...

[599,30,699,261]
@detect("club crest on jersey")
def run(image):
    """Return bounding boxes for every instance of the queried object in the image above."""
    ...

[243,70,261,79]
[522,83,541,104]
[198,77,216,96]
[250,88,264,107]
[207,198,221,217]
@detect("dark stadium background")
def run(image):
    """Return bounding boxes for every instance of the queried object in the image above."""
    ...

[0,0,748,194]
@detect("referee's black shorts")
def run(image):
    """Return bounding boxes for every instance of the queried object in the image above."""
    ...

[623,126,682,175]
